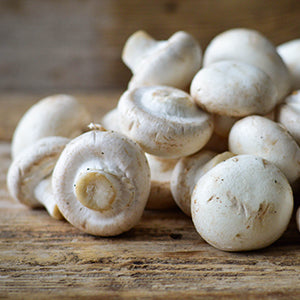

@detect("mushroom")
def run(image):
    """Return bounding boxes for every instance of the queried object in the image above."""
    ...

[122,30,202,90]
[11,94,91,159]
[229,115,300,183]
[145,154,178,210]
[277,39,300,90]
[117,85,214,158]
[171,151,234,216]
[276,90,300,145]
[191,154,294,251]
[7,136,70,219]
[101,108,120,132]
[52,125,151,236]
[190,60,278,117]
[203,28,292,103]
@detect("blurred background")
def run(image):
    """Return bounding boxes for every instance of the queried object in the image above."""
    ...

[1,0,300,94]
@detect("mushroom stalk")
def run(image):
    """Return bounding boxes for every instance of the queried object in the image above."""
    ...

[74,169,119,212]
[122,31,161,72]
[34,176,63,220]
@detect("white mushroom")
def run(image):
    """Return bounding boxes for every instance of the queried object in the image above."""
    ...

[192,155,294,252]
[203,28,292,103]
[118,85,214,158]
[122,30,202,90]
[229,115,300,183]
[101,108,120,132]
[171,151,234,216]
[277,39,300,90]
[11,94,91,159]
[52,126,151,236]
[7,136,70,219]
[145,154,178,210]
[191,60,278,117]
[276,90,300,145]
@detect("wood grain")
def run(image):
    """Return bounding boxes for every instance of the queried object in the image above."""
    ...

[0,95,300,299]
[0,142,300,299]
[1,0,300,92]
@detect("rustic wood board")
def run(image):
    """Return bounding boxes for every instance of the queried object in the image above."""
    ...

[1,94,300,299]
[1,0,300,92]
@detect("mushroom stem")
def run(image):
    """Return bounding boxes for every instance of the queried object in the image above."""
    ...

[74,169,118,212]
[34,176,64,220]
[122,30,160,72]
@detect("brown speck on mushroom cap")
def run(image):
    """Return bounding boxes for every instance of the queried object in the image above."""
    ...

[52,129,151,236]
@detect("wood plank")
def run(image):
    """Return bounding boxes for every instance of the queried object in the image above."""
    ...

[1,94,300,298]
[0,141,300,298]
[1,0,300,91]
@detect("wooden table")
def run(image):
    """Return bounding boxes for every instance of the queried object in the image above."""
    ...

[1,93,300,299]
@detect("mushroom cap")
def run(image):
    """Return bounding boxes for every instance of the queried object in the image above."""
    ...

[7,136,70,208]
[277,39,300,90]
[191,155,294,252]
[145,154,178,210]
[52,129,151,236]
[203,28,292,102]
[276,90,300,145]
[123,31,202,90]
[11,94,91,159]
[171,150,216,216]
[101,108,120,132]
[191,60,278,117]
[229,115,300,183]
[118,86,214,158]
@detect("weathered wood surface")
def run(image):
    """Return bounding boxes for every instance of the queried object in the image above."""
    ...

[1,0,300,92]
[0,94,300,299]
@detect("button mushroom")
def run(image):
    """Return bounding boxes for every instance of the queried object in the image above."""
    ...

[203,28,292,103]
[122,30,202,90]
[276,90,300,145]
[101,108,120,132]
[7,136,70,219]
[145,154,178,210]
[117,85,214,158]
[228,115,300,183]
[52,126,151,236]
[11,94,91,159]
[171,151,234,216]
[191,155,294,251]
[191,60,278,117]
[277,39,300,90]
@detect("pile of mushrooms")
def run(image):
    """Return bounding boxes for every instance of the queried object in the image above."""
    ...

[7,28,300,251]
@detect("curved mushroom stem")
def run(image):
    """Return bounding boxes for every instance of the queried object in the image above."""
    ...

[74,169,120,212]
[34,176,64,220]
[122,31,160,72]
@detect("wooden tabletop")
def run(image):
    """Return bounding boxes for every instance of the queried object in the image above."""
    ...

[1,93,300,299]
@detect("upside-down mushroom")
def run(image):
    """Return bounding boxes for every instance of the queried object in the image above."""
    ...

[52,125,151,236]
